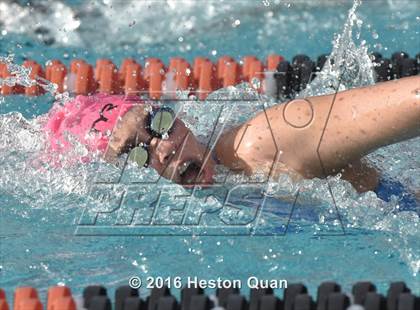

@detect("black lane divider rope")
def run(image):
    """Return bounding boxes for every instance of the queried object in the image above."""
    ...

[275,51,419,100]
[3,281,417,310]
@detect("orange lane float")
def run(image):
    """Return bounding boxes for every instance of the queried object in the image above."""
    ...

[4,286,76,310]
[51,297,76,310]
[13,287,39,310]
[0,55,286,99]
[197,58,217,100]
[15,299,42,310]
[46,60,67,93]
[119,58,144,95]
[144,58,165,99]
[0,300,9,310]
[47,286,72,310]
[0,289,8,310]
[0,62,14,95]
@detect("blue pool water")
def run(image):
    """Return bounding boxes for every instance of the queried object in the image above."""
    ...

[1,0,419,300]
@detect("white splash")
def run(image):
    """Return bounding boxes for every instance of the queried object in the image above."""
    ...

[300,0,375,97]
[0,54,70,104]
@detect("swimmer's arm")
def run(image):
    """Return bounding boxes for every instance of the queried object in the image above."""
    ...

[299,75,420,176]
[216,76,419,178]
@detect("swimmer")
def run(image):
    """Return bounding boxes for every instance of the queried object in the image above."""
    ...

[44,76,419,192]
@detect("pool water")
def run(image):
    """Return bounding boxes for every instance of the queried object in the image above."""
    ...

[0,0,419,300]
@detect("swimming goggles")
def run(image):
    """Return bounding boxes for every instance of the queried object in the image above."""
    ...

[128,106,175,167]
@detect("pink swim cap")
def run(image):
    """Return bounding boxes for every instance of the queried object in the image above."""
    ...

[44,94,136,156]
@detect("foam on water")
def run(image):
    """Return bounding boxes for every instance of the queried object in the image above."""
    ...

[0,0,419,289]
[0,54,70,104]
[300,0,375,97]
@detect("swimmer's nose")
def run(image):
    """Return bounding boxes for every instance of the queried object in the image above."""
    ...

[150,138,177,164]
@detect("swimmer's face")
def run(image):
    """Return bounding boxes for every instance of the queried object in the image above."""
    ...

[144,118,216,186]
